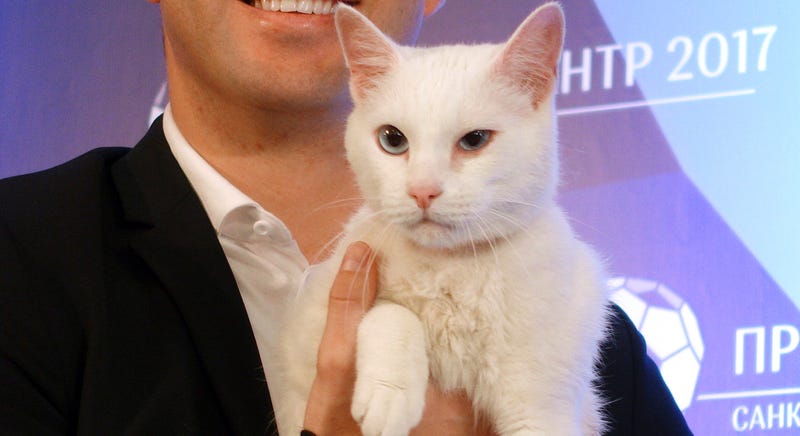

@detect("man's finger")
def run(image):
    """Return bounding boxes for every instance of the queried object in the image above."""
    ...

[303,242,378,434]
[317,241,378,375]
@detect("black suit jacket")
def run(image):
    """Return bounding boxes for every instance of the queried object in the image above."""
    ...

[0,118,691,435]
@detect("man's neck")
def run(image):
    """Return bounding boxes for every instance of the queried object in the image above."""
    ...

[169,90,360,262]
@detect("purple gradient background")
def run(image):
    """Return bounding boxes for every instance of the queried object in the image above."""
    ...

[2,1,797,434]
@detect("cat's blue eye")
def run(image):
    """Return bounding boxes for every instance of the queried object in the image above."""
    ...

[377,125,409,155]
[458,130,493,151]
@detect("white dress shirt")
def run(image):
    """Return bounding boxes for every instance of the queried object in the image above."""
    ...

[162,105,308,408]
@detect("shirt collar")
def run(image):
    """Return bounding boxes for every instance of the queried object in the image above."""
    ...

[162,105,262,234]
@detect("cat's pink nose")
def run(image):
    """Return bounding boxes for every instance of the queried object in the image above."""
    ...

[408,185,442,209]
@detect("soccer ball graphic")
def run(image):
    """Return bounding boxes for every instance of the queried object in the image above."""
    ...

[609,277,704,411]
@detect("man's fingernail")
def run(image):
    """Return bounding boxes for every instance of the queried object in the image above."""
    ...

[341,242,369,272]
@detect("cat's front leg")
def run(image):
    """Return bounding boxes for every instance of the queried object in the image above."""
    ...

[352,302,428,436]
[482,364,597,436]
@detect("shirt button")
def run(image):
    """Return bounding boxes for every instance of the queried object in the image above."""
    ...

[253,220,272,237]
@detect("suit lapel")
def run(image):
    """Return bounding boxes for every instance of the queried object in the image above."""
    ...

[111,118,275,435]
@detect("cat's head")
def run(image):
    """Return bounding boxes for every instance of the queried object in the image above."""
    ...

[335,3,564,250]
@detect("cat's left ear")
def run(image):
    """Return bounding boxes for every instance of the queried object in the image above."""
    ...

[335,5,401,102]
[493,2,565,108]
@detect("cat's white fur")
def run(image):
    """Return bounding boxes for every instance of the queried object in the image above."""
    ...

[275,3,611,435]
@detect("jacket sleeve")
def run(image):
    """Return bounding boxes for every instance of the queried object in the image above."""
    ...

[598,304,693,435]
[0,218,82,434]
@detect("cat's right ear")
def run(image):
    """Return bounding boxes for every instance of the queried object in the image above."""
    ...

[492,2,565,108]
[335,5,400,101]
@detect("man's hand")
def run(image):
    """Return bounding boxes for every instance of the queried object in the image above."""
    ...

[303,242,377,435]
[411,387,495,436]
[302,242,494,436]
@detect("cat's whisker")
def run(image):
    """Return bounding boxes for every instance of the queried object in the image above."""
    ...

[348,209,398,309]
[360,222,401,307]
[563,213,601,236]
[494,197,545,211]
[465,222,479,265]
[309,229,347,265]
[308,196,377,214]
[457,220,481,269]
[342,218,389,312]
[469,212,501,271]
[486,208,529,233]
[486,209,548,283]
[340,242,379,317]
[309,208,392,264]
[360,247,381,309]
[482,211,535,283]
[497,197,598,233]
[486,208,544,246]
[310,208,394,315]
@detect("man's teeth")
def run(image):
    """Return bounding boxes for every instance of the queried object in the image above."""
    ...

[252,0,337,14]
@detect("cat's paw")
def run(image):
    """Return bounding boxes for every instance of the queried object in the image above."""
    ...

[351,376,425,436]
[351,304,428,436]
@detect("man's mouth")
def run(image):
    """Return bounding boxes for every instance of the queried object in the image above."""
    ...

[247,0,359,14]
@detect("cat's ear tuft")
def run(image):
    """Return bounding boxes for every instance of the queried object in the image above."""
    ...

[335,4,400,101]
[493,2,564,108]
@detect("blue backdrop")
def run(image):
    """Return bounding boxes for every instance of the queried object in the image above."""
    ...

[2,1,798,433]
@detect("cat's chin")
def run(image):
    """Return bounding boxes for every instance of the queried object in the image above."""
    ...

[412,219,451,236]
[402,219,460,250]
[400,217,518,255]
[401,219,490,253]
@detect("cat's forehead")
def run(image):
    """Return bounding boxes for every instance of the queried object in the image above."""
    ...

[356,43,532,131]
[402,43,501,72]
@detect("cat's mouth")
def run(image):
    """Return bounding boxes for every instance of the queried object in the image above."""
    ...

[244,0,360,14]
[415,216,454,231]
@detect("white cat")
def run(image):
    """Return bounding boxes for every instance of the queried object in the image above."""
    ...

[275,3,610,435]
